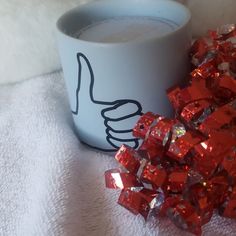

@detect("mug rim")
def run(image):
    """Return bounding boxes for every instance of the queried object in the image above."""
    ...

[56,0,191,47]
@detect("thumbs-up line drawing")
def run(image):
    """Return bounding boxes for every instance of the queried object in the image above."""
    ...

[72,52,143,152]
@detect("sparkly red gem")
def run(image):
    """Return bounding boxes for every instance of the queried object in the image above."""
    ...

[180,100,213,125]
[159,196,181,216]
[221,149,236,179]
[148,118,174,147]
[105,169,143,189]
[190,39,209,63]
[167,171,188,193]
[219,187,236,218]
[141,163,167,187]
[187,183,214,224]
[138,139,163,164]
[199,102,236,134]
[218,75,236,95]
[167,86,183,112]
[139,188,158,203]
[192,132,232,178]
[105,24,236,235]
[118,189,150,219]
[115,145,141,174]
[220,199,236,218]
[132,112,158,139]
[167,200,202,236]
[207,172,229,207]
[167,131,204,162]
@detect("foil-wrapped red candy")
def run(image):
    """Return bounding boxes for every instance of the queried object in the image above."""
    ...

[105,25,236,235]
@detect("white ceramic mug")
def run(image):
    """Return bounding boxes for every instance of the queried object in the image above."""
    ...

[56,0,191,152]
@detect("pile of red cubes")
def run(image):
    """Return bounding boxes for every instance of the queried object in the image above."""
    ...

[105,25,236,235]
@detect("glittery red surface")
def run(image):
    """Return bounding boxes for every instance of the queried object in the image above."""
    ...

[105,25,236,235]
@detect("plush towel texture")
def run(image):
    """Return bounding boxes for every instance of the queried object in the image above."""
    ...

[1,71,236,236]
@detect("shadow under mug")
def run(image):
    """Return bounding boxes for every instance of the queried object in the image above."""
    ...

[56,0,191,152]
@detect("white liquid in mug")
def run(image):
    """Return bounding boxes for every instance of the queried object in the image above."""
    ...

[75,16,179,43]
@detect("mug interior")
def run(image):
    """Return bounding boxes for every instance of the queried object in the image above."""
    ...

[57,0,191,42]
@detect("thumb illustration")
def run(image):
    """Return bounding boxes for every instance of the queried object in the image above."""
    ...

[72,52,143,152]
[71,53,96,115]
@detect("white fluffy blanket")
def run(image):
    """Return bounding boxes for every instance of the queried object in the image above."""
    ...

[1,71,236,236]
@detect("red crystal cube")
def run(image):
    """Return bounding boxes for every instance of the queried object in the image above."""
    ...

[118,189,150,219]
[159,196,181,217]
[180,100,212,125]
[167,131,203,162]
[133,112,158,139]
[148,118,174,147]
[188,183,213,224]
[219,187,236,218]
[167,171,188,193]
[138,139,164,164]
[141,163,167,187]
[115,145,141,174]
[105,169,143,189]
[167,200,202,236]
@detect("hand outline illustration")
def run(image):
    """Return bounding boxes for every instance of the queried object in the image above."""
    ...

[72,52,143,152]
